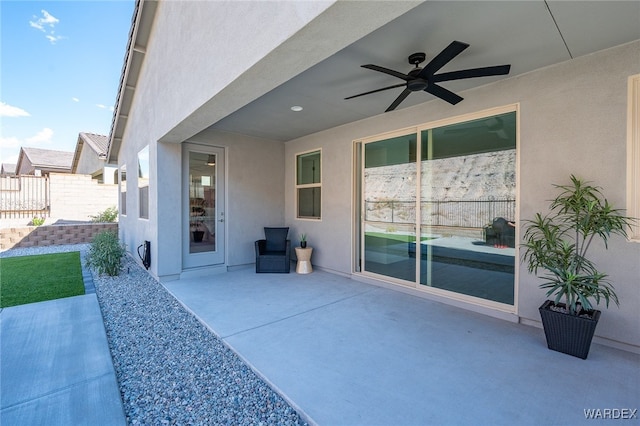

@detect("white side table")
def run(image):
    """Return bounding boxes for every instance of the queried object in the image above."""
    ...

[295,247,313,274]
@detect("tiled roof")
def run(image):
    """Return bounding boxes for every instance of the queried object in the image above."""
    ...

[1,163,16,174]
[79,132,108,156]
[22,147,74,169]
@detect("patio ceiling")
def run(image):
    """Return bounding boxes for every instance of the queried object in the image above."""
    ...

[208,1,640,142]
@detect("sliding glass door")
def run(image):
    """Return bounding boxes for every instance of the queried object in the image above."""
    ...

[362,132,417,283]
[360,108,517,307]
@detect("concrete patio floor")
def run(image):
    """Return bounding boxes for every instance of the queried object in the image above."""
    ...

[164,267,639,426]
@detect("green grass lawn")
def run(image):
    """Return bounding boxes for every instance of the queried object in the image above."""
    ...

[0,252,85,308]
[365,232,433,247]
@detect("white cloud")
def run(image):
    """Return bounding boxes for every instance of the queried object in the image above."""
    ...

[29,9,60,33]
[0,128,55,163]
[95,104,114,111]
[26,128,54,145]
[30,10,59,31]
[0,136,21,149]
[0,102,31,117]
[46,34,64,44]
[1,153,20,164]
[30,10,64,44]
[72,97,80,102]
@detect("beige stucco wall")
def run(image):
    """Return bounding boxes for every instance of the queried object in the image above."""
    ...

[116,0,363,280]
[115,0,638,350]
[16,158,35,175]
[186,130,286,267]
[115,0,421,279]
[284,40,640,351]
[148,1,420,145]
[75,146,103,176]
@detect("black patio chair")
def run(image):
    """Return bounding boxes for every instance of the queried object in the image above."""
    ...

[491,217,516,248]
[255,227,291,273]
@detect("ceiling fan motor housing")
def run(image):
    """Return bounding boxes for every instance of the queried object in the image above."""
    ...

[408,78,428,91]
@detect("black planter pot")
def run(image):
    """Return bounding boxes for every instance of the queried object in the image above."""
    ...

[539,300,601,359]
[300,241,307,248]
[192,231,204,243]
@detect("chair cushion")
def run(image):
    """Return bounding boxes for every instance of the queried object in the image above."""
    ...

[264,227,288,252]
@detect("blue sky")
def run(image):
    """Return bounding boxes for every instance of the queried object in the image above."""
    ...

[1,0,134,165]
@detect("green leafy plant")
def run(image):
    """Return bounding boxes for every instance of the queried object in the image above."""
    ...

[299,233,307,243]
[31,216,45,226]
[522,175,635,316]
[86,230,126,276]
[90,206,118,223]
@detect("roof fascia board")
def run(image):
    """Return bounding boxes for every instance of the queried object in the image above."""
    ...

[107,0,157,164]
[71,135,83,173]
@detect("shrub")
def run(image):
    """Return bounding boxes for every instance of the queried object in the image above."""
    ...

[31,216,45,226]
[90,206,118,223]
[86,230,126,276]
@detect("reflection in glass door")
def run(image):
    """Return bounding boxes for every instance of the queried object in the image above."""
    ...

[362,132,417,283]
[360,110,517,307]
[183,145,225,269]
[418,112,516,305]
[189,152,216,253]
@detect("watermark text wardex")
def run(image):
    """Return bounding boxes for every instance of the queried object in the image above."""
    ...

[584,408,638,420]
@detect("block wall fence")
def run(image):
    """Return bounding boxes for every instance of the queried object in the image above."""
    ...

[49,173,118,221]
[0,223,118,251]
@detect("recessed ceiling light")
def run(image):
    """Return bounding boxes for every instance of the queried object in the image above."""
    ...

[291,105,303,112]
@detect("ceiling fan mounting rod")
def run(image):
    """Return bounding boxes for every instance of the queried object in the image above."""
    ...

[408,52,426,66]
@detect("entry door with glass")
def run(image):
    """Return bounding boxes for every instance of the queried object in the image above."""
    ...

[183,145,225,269]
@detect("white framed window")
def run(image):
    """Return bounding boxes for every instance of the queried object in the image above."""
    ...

[628,74,640,242]
[138,146,150,219]
[119,164,127,216]
[296,149,321,220]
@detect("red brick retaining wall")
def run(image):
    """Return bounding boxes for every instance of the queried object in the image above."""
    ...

[0,223,118,251]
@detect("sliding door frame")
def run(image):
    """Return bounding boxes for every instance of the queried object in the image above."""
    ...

[353,104,520,314]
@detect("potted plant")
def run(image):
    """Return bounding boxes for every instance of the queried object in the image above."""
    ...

[522,175,634,359]
[190,221,205,243]
[299,233,307,248]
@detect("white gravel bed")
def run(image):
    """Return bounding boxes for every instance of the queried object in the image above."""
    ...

[0,243,90,258]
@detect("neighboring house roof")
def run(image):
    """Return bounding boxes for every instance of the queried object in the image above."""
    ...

[81,132,109,155]
[71,132,108,173]
[1,163,16,175]
[16,147,74,174]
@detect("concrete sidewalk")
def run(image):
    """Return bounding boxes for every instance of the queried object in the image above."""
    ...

[1,295,126,425]
[165,267,640,426]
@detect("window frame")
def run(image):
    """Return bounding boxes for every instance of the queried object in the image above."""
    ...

[119,164,127,216]
[138,146,150,220]
[295,148,322,220]
[628,74,640,242]
[354,104,519,311]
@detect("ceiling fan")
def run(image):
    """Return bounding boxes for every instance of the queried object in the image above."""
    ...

[345,41,511,112]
